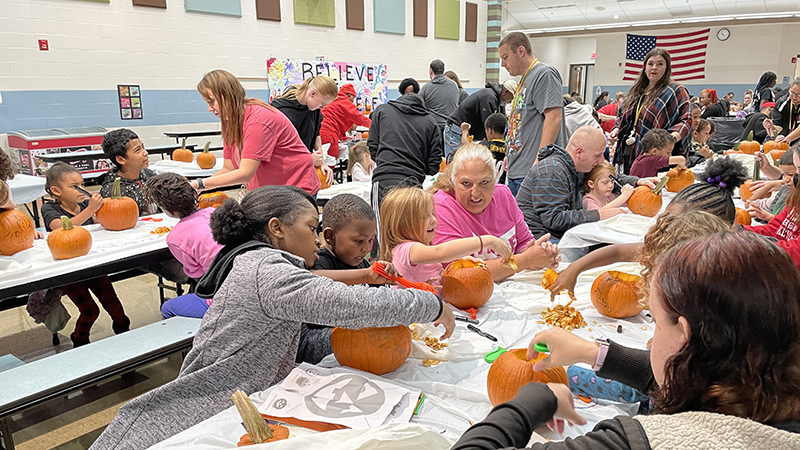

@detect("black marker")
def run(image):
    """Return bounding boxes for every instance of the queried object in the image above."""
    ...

[454,315,479,325]
[467,324,497,342]
[608,174,625,190]
[73,185,92,196]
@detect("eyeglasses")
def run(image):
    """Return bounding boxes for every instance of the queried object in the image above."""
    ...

[790,90,800,98]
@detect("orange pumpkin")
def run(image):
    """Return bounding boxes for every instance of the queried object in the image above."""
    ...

[198,191,229,209]
[541,268,558,290]
[441,259,494,309]
[735,207,751,226]
[0,209,35,256]
[769,149,787,164]
[723,149,744,155]
[763,140,789,153]
[331,325,412,375]
[47,216,92,260]
[627,177,669,218]
[237,427,290,447]
[439,157,447,173]
[739,159,769,202]
[361,131,369,140]
[316,168,331,190]
[172,138,194,163]
[196,141,216,169]
[665,168,694,193]
[487,348,569,406]
[738,130,760,155]
[96,177,139,231]
[590,271,644,318]
[231,390,290,447]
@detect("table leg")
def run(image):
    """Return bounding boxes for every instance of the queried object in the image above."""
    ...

[24,201,41,228]
[0,417,15,450]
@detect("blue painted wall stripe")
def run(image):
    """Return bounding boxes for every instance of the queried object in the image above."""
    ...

[487,42,499,48]
[487,20,501,27]
[486,63,501,69]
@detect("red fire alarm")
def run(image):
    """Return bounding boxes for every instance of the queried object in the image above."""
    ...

[793,57,797,64]
[591,52,596,59]
[38,39,49,51]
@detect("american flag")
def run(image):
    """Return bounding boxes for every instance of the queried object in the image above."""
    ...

[623,28,710,82]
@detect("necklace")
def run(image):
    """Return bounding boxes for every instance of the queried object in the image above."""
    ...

[509,58,538,119]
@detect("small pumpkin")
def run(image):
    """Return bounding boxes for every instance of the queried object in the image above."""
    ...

[763,140,789,153]
[331,325,412,375]
[627,176,670,218]
[231,390,290,447]
[316,168,331,190]
[441,259,494,309]
[47,216,92,260]
[665,168,694,193]
[541,268,558,290]
[196,141,216,169]
[590,271,644,318]
[96,177,139,231]
[439,157,447,173]
[487,348,569,406]
[172,137,194,163]
[0,209,35,256]
[738,130,760,155]
[198,191,229,209]
[768,149,787,164]
[361,131,369,140]
[739,159,769,202]
[735,207,752,226]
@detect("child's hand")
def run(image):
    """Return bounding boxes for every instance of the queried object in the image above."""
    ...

[676,162,687,170]
[619,184,634,200]
[34,230,45,240]
[549,266,578,301]
[747,204,774,222]
[483,236,513,261]
[367,261,399,285]
[699,145,713,159]
[460,122,471,132]
[87,193,104,213]
[434,302,455,340]
[462,255,484,265]
[754,151,769,167]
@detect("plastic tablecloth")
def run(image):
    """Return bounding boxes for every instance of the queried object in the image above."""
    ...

[0,214,178,290]
[6,175,47,205]
[150,159,224,178]
[149,261,651,449]
[317,176,440,203]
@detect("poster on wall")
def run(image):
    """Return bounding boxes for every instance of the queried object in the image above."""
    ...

[118,85,143,120]
[267,58,388,114]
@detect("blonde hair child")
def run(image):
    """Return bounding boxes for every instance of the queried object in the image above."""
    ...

[277,76,338,109]
[347,141,375,182]
[582,162,633,211]
[379,187,512,285]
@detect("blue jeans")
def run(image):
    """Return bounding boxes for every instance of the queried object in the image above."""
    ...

[444,124,463,160]
[507,177,524,197]
[161,294,209,319]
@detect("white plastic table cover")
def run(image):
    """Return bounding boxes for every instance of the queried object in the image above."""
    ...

[0,214,178,290]
[6,175,47,205]
[149,159,224,178]
[149,261,651,449]
[317,175,441,204]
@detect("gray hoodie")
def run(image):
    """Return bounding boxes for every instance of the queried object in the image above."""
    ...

[419,74,461,128]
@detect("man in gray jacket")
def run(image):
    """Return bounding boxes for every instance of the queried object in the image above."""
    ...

[419,59,460,137]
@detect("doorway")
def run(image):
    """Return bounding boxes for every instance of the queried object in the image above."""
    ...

[569,64,595,103]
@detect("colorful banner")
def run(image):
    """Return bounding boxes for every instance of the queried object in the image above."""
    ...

[267,58,389,114]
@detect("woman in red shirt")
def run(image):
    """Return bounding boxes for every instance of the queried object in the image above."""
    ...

[190,70,320,196]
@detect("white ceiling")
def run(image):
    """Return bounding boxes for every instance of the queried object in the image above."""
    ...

[505,0,800,31]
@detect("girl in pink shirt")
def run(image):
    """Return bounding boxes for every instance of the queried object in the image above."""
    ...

[582,162,634,211]
[379,187,512,286]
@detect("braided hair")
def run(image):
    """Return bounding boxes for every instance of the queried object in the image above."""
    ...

[667,157,747,225]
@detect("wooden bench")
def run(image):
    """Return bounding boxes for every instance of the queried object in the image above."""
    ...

[0,317,201,450]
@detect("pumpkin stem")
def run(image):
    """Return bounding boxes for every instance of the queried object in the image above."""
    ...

[180,137,187,151]
[203,141,211,153]
[231,390,273,443]
[753,159,760,182]
[652,176,670,194]
[733,142,740,151]
[747,130,754,142]
[111,177,122,199]
[60,215,74,231]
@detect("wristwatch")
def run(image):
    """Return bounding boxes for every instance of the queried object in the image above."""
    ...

[196,178,205,190]
[592,338,610,371]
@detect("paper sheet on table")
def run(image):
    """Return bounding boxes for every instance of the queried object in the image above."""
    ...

[597,214,656,237]
[258,363,419,430]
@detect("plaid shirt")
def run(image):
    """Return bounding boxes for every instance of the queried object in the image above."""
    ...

[615,82,692,157]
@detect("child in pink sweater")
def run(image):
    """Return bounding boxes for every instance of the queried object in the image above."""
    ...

[145,173,223,318]
[582,162,634,211]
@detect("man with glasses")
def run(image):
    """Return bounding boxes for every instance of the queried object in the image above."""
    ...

[772,78,800,145]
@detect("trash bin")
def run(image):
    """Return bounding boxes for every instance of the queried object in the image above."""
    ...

[7,127,108,176]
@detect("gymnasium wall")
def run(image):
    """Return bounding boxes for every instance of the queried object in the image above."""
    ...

[0,0,487,148]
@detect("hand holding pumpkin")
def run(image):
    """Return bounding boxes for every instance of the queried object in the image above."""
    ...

[482,236,513,261]
[636,177,660,190]
[434,302,455,340]
[527,327,599,370]
[746,204,774,223]
[775,134,787,143]
[548,267,578,302]
[545,382,588,433]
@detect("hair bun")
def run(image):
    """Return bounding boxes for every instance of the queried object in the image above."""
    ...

[700,157,748,195]
[210,199,251,246]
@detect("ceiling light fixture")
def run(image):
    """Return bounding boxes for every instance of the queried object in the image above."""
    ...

[613,14,620,19]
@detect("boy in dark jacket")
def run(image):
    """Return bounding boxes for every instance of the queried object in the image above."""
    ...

[100,128,159,216]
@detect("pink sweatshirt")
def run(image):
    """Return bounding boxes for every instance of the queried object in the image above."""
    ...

[391,241,444,285]
[166,208,224,280]
[433,184,533,261]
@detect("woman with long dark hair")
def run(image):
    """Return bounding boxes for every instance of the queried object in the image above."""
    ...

[745,71,778,114]
[610,48,691,174]
[453,231,800,450]
[592,90,609,110]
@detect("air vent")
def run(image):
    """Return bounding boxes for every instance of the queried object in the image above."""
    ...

[668,7,693,17]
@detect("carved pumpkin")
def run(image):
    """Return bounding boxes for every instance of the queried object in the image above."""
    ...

[739,159,769,202]
[172,138,194,163]
[47,216,92,260]
[198,191,229,209]
[441,259,494,309]
[96,177,139,231]
[331,325,412,375]
[316,168,331,190]
[231,390,290,447]
[735,207,752,226]
[738,131,760,155]
[196,141,216,169]
[541,268,558,290]
[627,177,669,218]
[487,348,569,406]
[665,168,694,193]
[591,271,644,318]
[0,209,35,256]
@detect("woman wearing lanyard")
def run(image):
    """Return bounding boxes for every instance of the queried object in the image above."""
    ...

[610,48,691,175]
[772,78,800,146]
[190,70,320,197]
